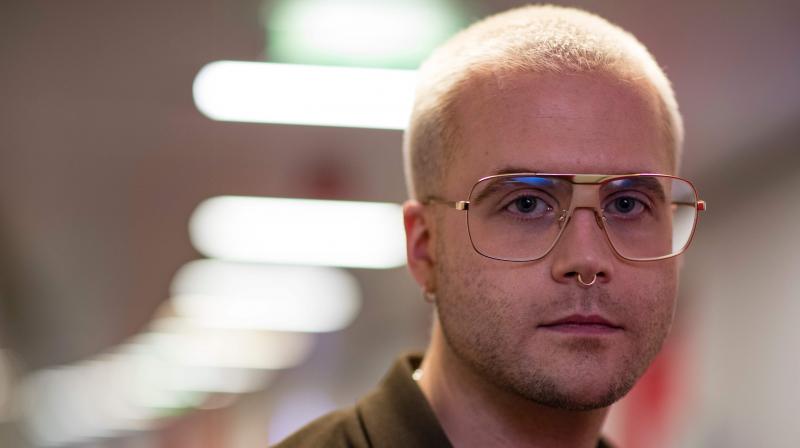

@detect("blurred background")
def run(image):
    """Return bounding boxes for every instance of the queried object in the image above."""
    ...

[1,0,799,446]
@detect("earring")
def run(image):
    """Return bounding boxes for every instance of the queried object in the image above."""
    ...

[423,290,436,304]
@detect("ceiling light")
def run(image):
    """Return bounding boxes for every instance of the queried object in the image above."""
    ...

[193,61,416,129]
[189,196,406,269]
[171,260,362,332]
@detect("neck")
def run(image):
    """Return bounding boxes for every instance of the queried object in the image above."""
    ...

[417,321,609,448]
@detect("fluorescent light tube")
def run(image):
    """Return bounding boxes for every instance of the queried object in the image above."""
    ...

[189,196,406,269]
[170,260,362,332]
[193,61,417,129]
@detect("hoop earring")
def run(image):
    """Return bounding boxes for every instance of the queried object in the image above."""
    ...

[423,290,436,303]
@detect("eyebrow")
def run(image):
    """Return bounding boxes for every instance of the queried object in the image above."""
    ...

[471,173,667,206]
[490,166,539,175]
[488,165,656,176]
[469,167,546,205]
[604,176,667,202]
[471,179,512,204]
[471,175,564,206]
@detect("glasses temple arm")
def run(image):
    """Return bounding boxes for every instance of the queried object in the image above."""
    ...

[424,197,470,211]
[673,200,707,211]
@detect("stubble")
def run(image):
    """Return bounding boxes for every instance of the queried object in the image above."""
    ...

[433,250,675,411]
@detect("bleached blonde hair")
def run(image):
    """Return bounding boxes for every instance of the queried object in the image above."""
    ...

[403,4,683,200]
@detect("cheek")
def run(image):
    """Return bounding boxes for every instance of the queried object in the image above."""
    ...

[624,261,678,338]
[438,232,544,297]
[433,214,492,288]
[434,214,470,257]
[435,236,508,316]
[436,243,551,332]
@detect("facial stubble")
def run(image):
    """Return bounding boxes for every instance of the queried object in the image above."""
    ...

[433,248,676,412]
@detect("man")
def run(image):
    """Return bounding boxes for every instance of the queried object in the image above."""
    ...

[277,5,705,447]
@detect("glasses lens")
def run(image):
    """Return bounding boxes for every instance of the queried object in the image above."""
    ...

[466,174,699,262]
[601,176,698,260]
[467,175,571,261]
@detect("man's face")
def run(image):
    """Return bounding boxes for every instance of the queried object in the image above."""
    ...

[432,71,678,410]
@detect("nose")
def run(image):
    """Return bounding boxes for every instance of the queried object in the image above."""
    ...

[550,208,614,286]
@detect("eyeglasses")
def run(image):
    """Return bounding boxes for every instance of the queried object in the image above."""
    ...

[425,173,706,262]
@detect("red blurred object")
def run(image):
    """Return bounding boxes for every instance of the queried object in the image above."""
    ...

[613,330,692,448]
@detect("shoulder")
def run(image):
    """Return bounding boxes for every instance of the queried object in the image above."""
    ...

[271,406,369,448]
[272,353,449,448]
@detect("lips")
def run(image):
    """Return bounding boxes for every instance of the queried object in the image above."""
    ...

[539,314,623,334]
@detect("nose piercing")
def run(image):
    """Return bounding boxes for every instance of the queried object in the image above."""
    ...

[577,273,597,287]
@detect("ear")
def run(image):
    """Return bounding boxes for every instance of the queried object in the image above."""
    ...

[403,200,436,292]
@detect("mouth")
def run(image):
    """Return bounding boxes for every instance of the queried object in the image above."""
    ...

[538,314,623,335]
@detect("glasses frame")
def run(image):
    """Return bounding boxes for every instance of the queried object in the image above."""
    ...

[425,173,707,262]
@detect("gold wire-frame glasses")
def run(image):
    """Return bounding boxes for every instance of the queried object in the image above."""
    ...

[424,173,707,262]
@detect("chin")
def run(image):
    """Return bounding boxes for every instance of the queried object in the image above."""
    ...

[527,378,634,412]
[528,344,656,411]
[502,363,640,412]
[564,382,632,410]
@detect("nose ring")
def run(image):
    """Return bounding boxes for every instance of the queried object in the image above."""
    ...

[577,273,597,287]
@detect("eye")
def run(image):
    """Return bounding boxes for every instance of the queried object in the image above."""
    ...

[503,194,553,218]
[614,197,636,213]
[605,195,646,216]
[513,196,537,213]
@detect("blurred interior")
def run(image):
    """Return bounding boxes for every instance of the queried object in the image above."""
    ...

[1,0,799,446]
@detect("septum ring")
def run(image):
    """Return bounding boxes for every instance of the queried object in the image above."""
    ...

[577,273,597,287]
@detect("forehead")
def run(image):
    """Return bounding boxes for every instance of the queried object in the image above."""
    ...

[447,70,672,194]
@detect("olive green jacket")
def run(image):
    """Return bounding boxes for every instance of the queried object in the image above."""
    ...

[273,354,613,448]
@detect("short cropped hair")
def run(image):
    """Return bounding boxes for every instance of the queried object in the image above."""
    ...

[403,5,683,200]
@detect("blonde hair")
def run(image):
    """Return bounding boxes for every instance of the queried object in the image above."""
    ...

[403,4,683,200]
